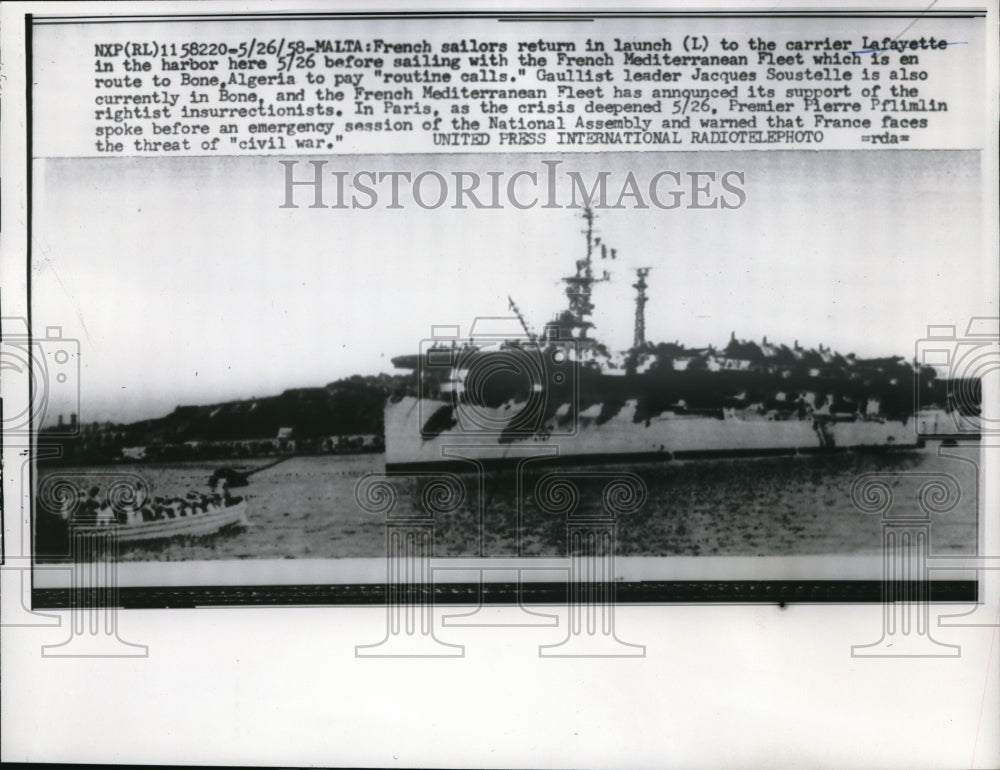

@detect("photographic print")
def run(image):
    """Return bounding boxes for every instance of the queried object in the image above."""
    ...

[3,3,998,768]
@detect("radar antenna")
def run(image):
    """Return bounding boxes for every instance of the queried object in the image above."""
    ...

[507,295,538,342]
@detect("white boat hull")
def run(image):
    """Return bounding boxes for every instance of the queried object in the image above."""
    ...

[74,502,250,543]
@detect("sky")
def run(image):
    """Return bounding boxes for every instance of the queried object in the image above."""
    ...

[33,149,988,424]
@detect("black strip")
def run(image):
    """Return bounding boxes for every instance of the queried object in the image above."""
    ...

[32,11,987,24]
[497,17,595,22]
[24,13,34,574]
[33,580,977,609]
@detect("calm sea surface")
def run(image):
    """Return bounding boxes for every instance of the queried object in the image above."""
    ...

[37,446,978,562]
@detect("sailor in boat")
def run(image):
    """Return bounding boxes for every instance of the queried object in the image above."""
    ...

[95,501,115,525]
[187,490,214,514]
[212,476,242,507]
[69,482,242,526]
[73,486,102,526]
[118,502,142,526]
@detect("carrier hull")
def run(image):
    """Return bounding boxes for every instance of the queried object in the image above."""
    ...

[384,397,919,469]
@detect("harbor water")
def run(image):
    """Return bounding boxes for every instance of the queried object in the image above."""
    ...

[36,445,978,562]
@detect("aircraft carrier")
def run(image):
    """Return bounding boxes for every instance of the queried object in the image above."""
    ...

[385,209,964,469]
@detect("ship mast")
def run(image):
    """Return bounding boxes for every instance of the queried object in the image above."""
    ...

[633,267,652,349]
[548,207,613,343]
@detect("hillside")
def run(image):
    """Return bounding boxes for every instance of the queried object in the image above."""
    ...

[41,373,415,463]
